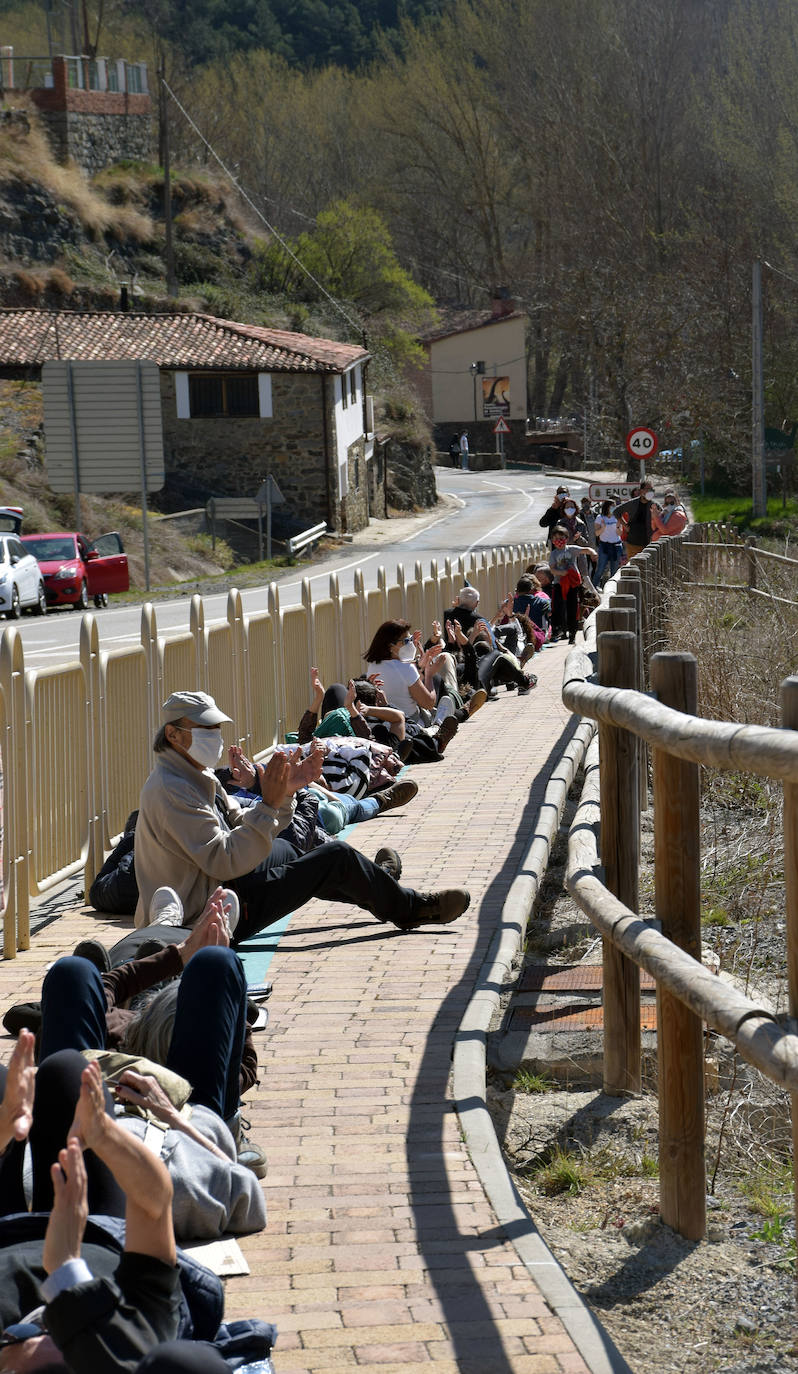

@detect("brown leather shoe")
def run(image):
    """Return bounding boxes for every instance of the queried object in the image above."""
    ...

[407,888,471,926]
[436,717,459,754]
[375,779,419,813]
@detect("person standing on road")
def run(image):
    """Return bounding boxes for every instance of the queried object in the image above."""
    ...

[538,486,572,544]
[614,481,654,557]
[594,501,625,584]
[448,433,461,467]
[459,430,470,471]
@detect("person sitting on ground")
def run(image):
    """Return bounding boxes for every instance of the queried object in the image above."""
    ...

[0,1035,276,1374]
[5,892,269,1188]
[512,575,551,644]
[651,489,687,540]
[134,690,470,941]
[594,499,625,584]
[548,524,599,644]
[88,810,138,916]
[364,620,460,761]
[295,667,407,745]
[446,616,536,697]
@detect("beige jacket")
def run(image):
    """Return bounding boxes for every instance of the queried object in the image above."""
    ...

[134,747,294,927]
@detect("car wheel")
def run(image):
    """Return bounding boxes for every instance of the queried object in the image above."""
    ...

[33,582,47,615]
[93,592,109,608]
[7,584,21,619]
[73,580,89,611]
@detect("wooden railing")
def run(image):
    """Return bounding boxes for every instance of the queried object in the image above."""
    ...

[682,538,798,608]
[560,529,798,1242]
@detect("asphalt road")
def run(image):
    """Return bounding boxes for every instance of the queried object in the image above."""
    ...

[8,467,593,669]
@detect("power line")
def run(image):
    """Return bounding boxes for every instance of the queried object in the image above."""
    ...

[161,78,363,337]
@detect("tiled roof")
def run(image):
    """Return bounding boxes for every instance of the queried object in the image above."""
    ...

[0,309,368,373]
[420,306,526,344]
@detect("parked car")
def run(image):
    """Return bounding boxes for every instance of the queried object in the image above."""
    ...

[0,530,47,617]
[20,530,130,610]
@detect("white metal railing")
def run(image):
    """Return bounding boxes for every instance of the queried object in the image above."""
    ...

[0,542,545,956]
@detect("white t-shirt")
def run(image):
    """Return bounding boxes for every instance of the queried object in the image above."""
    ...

[366,657,420,720]
[595,514,622,544]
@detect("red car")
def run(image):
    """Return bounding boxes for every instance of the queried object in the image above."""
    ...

[20,530,130,609]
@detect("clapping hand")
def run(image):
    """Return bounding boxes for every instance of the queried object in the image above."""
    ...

[228,744,257,789]
[0,1029,36,1150]
[43,1137,88,1275]
[67,1060,110,1154]
[258,744,323,807]
[180,888,230,964]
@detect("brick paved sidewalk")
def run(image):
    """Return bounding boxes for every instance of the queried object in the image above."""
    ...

[0,641,597,1374]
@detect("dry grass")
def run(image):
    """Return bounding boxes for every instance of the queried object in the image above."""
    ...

[0,98,154,242]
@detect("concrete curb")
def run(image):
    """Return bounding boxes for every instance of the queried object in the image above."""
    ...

[452,712,634,1374]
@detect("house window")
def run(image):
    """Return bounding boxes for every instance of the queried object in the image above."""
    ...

[350,370,357,405]
[188,374,259,418]
[340,374,348,409]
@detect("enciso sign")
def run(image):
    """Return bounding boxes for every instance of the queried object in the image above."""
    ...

[626,427,658,460]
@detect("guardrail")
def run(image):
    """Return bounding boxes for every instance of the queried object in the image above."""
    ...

[559,528,798,1243]
[0,539,547,957]
[287,523,327,558]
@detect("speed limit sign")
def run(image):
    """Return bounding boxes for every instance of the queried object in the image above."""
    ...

[626,427,658,460]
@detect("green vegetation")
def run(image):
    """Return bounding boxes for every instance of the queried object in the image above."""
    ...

[690,487,798,539]
[528,1143,659,1196]
[513,1068,554,1095]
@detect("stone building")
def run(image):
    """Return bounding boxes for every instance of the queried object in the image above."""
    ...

[0,308,381,533]
[1,51,153,175]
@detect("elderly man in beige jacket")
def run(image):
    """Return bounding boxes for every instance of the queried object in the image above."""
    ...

[134,690,470,944]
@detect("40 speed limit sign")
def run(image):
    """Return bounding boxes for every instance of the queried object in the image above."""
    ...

[626,427,658,460]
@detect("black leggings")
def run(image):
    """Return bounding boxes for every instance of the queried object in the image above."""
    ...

[0,1050,124,1216]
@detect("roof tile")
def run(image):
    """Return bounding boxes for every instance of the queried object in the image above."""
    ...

[0,309,368,373]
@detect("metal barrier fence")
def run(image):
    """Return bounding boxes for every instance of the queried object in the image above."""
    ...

[0,541,545,956]
[559,527,798,1243]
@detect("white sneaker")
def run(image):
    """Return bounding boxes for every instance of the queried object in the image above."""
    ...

[433,696,455,726]
[220,888,240,936]
[149,886,184,926]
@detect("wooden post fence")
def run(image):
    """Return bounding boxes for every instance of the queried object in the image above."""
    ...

[781,676,798,1257]
[597,629,641,1095]
[650,651,705,1241]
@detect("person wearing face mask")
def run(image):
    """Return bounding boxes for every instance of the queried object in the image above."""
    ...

[538,485,574,545]
[134,691,470,941]
[614,480,654,556]
[651,489,687,540]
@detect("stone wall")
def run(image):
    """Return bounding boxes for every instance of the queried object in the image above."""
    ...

[338,437,369,533]
[37,108,153,176]
[384,437,437,511]
[367,446,387,519]
[160,370,332,526]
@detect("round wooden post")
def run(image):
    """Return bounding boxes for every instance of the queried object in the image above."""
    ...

[598,630,641,1095]
[616,570,648,812]
[650,651,705,1241]
[780,677,798,1262]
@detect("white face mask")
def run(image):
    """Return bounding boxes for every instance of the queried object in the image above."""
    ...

[186,727,224,768]
[397,640,416,663]
[564,506,576,517]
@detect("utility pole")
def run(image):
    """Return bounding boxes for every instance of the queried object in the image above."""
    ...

[160,68,178,299]
[752,260,767,517]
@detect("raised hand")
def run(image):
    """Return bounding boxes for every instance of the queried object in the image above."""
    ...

[256,751,291,808]
[309,666,325,710]
[67,1060,110,1155]
[287,742,324,791]
[0,1029,36,1149]
[43,1138,88,1275]
[228,744,257,789]
[180,888,230,963]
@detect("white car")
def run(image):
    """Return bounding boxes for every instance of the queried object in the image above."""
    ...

[0,533,47,617]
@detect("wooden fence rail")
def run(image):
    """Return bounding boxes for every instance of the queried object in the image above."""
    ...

[561,526,798,1242]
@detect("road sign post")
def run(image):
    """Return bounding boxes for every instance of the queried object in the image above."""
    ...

[626,427,658,483]
[493,416,510,467]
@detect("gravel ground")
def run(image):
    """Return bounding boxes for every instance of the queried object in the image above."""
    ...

[488,785,797,1374]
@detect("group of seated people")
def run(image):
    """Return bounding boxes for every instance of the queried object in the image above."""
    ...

[4,582,545,1369]
[2,498,697,1366]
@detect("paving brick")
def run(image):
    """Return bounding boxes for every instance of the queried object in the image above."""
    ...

[3,649,595,1374]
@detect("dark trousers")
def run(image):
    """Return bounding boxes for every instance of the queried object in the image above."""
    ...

[137,1343,232,1373]
[230,838,416,942]
[0,1049,124,1216]
[40,949,247,1122]
[551,583,578,636]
